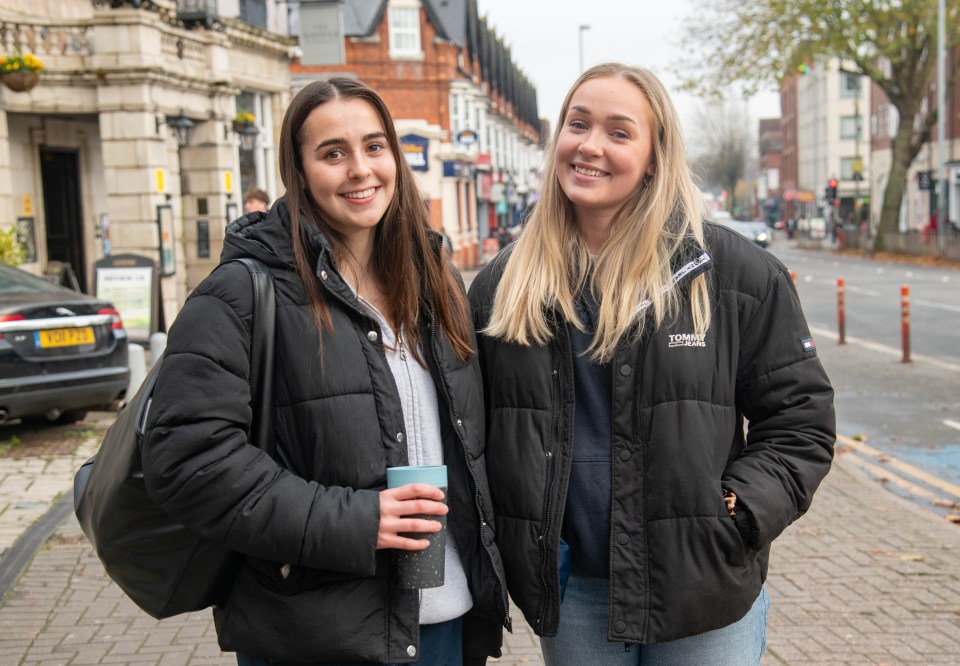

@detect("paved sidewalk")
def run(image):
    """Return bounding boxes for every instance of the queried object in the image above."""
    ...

[1,441,959,664]
[3,248,958,664]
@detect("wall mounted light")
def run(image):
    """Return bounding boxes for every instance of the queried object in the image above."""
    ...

[225,121,259,152]
[157,110,195,148]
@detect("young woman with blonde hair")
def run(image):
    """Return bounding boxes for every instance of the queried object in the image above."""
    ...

[469,63,835,665]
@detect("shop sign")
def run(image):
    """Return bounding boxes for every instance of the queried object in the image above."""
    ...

[401,134,429,172]
[95,254,157,344]
[478,172,493,199]
[457,129,478,145]
[784,189,815,203]
[300,1,345,66]
[443,161,472,179]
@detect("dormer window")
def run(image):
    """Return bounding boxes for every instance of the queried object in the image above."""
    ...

[389,1,422,59]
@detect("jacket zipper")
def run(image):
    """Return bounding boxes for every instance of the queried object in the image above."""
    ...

[535,314,566,635]
[427,305,512,631]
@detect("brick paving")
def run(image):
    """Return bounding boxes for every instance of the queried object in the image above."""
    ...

[3,268,960,666]
[1,446,958,665]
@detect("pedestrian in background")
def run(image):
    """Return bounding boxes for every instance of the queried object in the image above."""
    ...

[242,187,271,213]
[469,62,835,665]
[142,78,508,665]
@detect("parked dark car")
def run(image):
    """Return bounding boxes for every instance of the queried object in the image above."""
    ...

[0,263,129,425]
[716,219,772,248]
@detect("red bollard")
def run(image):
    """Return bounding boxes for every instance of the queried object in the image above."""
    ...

[901,284,911,363]
[837,277,846,345]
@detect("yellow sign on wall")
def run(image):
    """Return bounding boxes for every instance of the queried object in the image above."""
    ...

[156,169,166,193]
[22,194,32,216]
[224,171,233,193]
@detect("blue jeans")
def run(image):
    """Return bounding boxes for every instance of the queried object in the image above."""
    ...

[541,572,769,666]
[236,616,462,666]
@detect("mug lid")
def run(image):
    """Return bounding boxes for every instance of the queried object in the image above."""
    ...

[387,464,447,488]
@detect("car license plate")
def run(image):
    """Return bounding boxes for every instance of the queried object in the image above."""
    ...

[36,327,95,348]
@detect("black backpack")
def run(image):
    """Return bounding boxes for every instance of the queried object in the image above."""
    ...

[73,257,275,619]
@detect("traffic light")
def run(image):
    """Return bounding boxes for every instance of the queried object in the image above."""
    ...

[828,178,838,200]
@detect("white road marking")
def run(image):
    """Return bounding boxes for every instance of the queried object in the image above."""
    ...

[914,299,960,313]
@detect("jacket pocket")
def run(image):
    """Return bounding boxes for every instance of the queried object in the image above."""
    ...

[242,553,387,595]
[715,494,753,566]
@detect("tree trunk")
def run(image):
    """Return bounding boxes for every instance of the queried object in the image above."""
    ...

[872,102,922,252]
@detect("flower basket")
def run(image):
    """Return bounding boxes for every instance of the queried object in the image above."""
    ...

[2,69,39,92]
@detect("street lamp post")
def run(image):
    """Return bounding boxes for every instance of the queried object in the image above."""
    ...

[578,24,590,73]
[854,78,861,221]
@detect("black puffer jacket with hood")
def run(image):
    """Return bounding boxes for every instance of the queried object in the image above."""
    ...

[142,199,510,663]
[468,222,835,646]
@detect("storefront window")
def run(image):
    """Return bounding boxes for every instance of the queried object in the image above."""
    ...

[236,91,276,204]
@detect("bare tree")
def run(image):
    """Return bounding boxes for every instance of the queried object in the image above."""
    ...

[687,95,753,215]
[678,0,960,251]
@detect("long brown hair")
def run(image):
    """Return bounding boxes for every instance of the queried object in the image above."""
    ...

[486,63,710,362]
[277,78,472,361]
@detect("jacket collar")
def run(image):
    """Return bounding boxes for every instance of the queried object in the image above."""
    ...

[633,251,712,316]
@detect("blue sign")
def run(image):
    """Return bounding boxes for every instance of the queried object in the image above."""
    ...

[401,134,429,172]
[457,129,479,145]
[443,161,473,179]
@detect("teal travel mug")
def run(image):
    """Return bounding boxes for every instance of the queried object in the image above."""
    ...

[386,465,447,589]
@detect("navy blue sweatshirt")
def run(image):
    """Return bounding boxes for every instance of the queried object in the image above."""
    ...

[562,282,613,578]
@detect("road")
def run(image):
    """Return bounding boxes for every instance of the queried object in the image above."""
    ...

[780,244,960,364]
[767,241,960,511]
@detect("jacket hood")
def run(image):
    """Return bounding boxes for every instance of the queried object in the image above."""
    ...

[220,197,325,271]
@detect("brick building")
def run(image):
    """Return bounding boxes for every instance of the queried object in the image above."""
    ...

[0,0,542,341]
[290,0,542,266]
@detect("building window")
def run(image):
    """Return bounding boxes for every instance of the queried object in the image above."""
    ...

[389,4,422,58]
[840,116,859,140]
[840,157,856,181]
[840,73,861,98]
[239,0,267,30]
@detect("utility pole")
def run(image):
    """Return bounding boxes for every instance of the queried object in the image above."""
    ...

[937,0,947,253]
[578,24,590,73]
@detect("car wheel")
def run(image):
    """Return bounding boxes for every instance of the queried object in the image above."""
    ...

[52,410,89,425]
[26,409,89,426]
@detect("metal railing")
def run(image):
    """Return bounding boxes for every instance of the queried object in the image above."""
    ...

[813,225,960,261]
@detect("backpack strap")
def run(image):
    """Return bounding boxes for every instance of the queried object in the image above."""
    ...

[224,257,276,458]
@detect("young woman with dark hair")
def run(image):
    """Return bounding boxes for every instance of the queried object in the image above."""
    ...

[141,78,509,665]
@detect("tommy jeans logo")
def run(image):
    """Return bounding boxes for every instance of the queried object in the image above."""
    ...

[668,333,706,348]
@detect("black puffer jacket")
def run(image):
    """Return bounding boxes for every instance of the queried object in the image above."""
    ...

[142,199,509,663]
[468,222,835,645]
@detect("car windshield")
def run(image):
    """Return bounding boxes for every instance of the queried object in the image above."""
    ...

[0,264,70,295]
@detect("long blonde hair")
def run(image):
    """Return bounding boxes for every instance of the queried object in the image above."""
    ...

[485,63,710,362]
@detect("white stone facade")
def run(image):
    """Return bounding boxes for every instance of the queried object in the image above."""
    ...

[1,0,292,329]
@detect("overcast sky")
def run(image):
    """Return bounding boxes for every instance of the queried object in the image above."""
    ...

[475,0,781,137]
